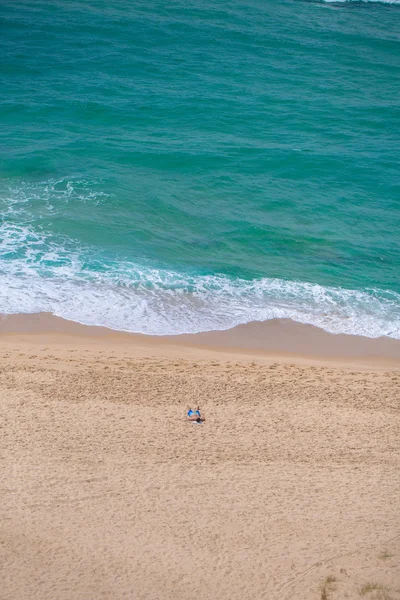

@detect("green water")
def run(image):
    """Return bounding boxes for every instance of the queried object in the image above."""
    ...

[1,0,400,335]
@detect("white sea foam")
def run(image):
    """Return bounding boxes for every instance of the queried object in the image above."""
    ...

[321,0,400,4]
[1,221,400,338]
[1,180,400,338]
[0,177,110,219]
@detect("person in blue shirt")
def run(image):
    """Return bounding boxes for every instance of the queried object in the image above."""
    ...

[187,406,205,423]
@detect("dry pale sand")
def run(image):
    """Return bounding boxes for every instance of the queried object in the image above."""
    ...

[0,315,399,600]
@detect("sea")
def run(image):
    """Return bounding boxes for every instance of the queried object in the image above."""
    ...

[1,0,400,337]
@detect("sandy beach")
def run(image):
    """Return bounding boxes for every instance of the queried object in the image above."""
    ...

[0,314,399,600]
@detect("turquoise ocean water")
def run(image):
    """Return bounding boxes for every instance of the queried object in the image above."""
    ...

[1,0,400,336]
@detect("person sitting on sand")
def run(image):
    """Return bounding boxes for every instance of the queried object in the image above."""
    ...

[187,407,205,423]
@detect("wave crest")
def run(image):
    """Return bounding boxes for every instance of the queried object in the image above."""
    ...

[320,0,400,4]
[1,180,400,338]
[1,223,399,337]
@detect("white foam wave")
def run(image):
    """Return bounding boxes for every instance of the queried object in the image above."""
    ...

[0,221,399,338]
[321,0,400,4]
[1,181,400,338]
[0,177,110,220]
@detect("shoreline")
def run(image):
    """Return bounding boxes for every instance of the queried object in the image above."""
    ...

[1,311,400,368]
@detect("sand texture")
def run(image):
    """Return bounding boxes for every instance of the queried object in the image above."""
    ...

[0,332,399,600]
